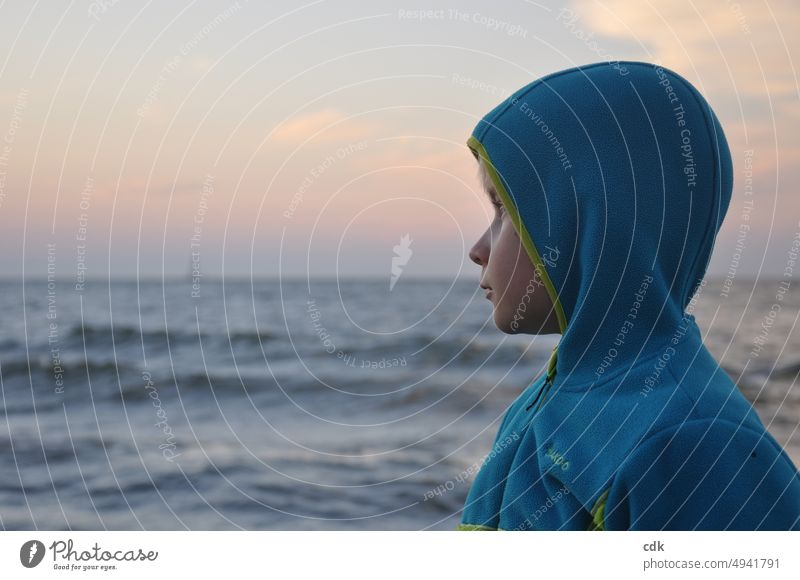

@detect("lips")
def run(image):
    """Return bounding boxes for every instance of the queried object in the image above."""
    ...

[480,279,492,300]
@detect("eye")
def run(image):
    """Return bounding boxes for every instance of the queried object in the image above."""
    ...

[491,198,505,216]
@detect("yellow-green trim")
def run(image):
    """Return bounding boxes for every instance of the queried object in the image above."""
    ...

[467,135,568,334]
[588,488,610,531]
[456,523,498,531]
[546,344,559,377]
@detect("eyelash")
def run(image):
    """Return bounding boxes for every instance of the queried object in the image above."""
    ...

[492,199,505,214]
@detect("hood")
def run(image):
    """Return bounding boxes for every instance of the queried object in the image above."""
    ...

[468,60,733,389]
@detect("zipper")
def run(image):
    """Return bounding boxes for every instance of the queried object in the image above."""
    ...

[525,344,558,413]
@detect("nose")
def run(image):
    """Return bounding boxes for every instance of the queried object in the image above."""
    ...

[469,227,490,267]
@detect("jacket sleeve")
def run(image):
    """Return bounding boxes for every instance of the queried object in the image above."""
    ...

[602,418,800,530]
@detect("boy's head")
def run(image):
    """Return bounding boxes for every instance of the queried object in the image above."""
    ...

[464,61,733,384]
[469,156,560,335]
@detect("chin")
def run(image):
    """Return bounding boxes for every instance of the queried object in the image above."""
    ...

[493,309,550,335]
[493,311,523,335]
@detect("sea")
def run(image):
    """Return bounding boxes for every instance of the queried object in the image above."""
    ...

[0,277,797,530]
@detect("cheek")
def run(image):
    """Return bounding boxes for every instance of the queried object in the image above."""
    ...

[488,220,548,329]
[488,219,533,293]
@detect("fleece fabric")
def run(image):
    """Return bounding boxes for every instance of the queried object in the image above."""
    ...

[459,60,800,531]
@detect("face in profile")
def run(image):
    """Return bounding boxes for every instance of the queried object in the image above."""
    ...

[468,158,561,335]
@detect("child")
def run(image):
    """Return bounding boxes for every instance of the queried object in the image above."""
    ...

[460,60,800,530]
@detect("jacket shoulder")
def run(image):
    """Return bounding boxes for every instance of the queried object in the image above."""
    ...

[602,418,800,530]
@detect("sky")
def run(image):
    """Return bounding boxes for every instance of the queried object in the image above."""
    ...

[0,0,798,279]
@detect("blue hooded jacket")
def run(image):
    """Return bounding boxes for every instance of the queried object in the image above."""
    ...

[459,60,800,531]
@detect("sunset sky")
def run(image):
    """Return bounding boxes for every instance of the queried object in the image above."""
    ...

[0,0,797,279]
